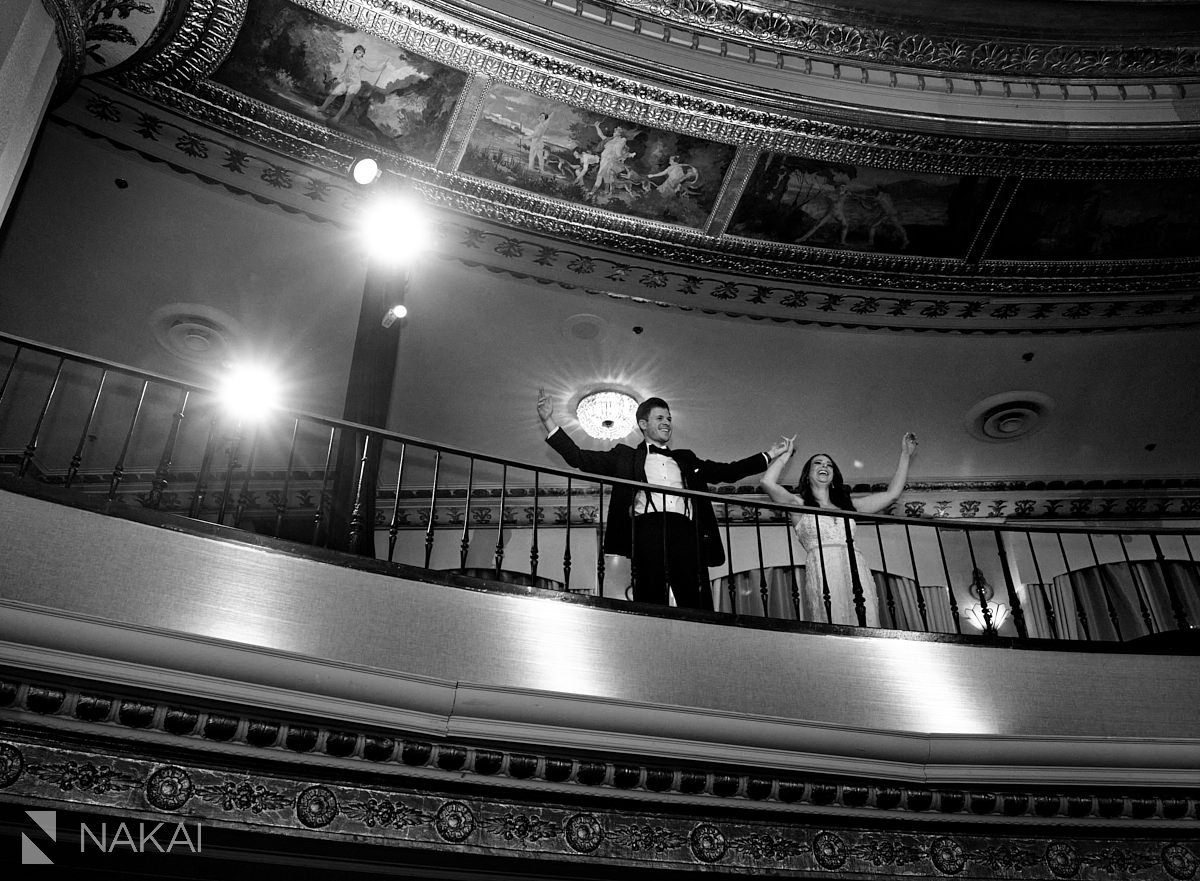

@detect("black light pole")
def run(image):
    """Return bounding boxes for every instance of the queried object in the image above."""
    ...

[325,163,427,557]
[328,161,422,555]
[327,258,407,556]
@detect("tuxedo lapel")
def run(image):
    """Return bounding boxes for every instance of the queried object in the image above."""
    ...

[633,442,649,480]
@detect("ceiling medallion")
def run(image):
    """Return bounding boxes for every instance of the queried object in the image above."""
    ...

[965,392,1055,443]
[150,304,242,366]
[576,390,639,440]
[560,313,608,343]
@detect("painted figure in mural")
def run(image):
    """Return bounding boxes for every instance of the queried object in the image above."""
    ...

[318,45,394,123]
[569,149,600,187]
[865,186,910,249]
[647,155,700,198]
[591,122,642,194]
[759,434,918,626]
[526,112,553,172]
[544,153,570,179]
[797,180,852,244]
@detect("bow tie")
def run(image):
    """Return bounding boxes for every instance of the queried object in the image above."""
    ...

[647,445,673,457]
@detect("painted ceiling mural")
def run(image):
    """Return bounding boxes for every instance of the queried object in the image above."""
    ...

[989,178,1200,262]
[728,154,993,258]
[78,0,1200,330]
[460,84,736,228]
[211,0,467,162]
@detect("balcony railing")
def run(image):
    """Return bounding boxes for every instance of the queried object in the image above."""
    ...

[2,330,1198,646]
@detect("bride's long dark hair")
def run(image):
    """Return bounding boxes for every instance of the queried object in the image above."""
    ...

[797,453,856,512]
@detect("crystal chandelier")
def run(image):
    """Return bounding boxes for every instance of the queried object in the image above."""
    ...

[575,390,638,440]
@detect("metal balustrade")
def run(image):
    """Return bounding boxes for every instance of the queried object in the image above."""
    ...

[2,331,1198,646]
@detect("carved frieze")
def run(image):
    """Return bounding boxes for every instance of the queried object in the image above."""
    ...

[0,726,1198,876]
[4,676,1200,841]
[595,0,1200,79]
[117,0,1200,167]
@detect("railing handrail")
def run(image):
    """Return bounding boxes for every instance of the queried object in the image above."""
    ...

[4,330,1198,540]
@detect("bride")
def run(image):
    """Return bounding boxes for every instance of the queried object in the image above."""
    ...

[760,433,918,626]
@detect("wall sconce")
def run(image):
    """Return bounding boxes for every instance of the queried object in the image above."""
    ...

[575,390,638,440]
[964,567,1009,634]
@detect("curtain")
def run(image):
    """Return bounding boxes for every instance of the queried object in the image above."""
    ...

[878,578,960,634]
[713,565,813,620]
[713,566,960,632]
[1022,560,1200,641]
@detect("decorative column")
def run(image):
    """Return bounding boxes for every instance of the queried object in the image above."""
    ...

[0,0,85,224]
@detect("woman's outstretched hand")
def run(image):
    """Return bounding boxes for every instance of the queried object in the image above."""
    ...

[767,434,796,462]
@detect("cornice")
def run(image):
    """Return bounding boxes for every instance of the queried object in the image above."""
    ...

[40,0,87,99]
[379,0,1200,132]
[119,0,247,84]
[2,734,1197,877]
[586,0,1200,80]
[128,0,1200,140]
[3,672,1200,837]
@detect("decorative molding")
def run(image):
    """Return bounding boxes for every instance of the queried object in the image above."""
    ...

[117,0,247,85]
[52,82,1200,334]
[121,0,1200,167]
[383,0,1200,126]
[434,70,491,172]
[2,737,1196,877]
[3,675,1200,834]
[40,0,88,97]
[588,0,1200,80]
[55,86,369,223]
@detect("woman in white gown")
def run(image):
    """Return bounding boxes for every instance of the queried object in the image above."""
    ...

[760,433,918,626]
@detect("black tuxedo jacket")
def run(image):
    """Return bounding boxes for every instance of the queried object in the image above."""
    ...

[546,428,768,567]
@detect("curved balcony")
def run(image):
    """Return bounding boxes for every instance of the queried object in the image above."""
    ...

[1,331,1199,877]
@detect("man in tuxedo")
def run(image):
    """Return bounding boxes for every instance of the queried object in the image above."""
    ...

[537,390,787,610]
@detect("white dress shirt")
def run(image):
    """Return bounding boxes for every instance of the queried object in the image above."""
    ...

[635,446,690,517]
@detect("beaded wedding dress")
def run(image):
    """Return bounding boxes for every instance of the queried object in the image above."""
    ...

[792,512,879,626]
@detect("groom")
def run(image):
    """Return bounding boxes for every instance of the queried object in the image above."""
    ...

[537,390,787,610]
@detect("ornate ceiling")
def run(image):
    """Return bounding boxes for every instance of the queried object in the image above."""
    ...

[58,0,1200,331]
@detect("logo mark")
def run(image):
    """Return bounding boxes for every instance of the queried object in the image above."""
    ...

[21,810,56,865]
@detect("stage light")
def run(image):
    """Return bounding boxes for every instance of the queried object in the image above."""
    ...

[216,362,282,421]
[350,157,381,185]
[359,192,431,264]
[382,304,407,328]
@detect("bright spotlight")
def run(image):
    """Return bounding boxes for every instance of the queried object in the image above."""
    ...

[350,157,380,185]
[360,192,432,265]
[217,362,282,421]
